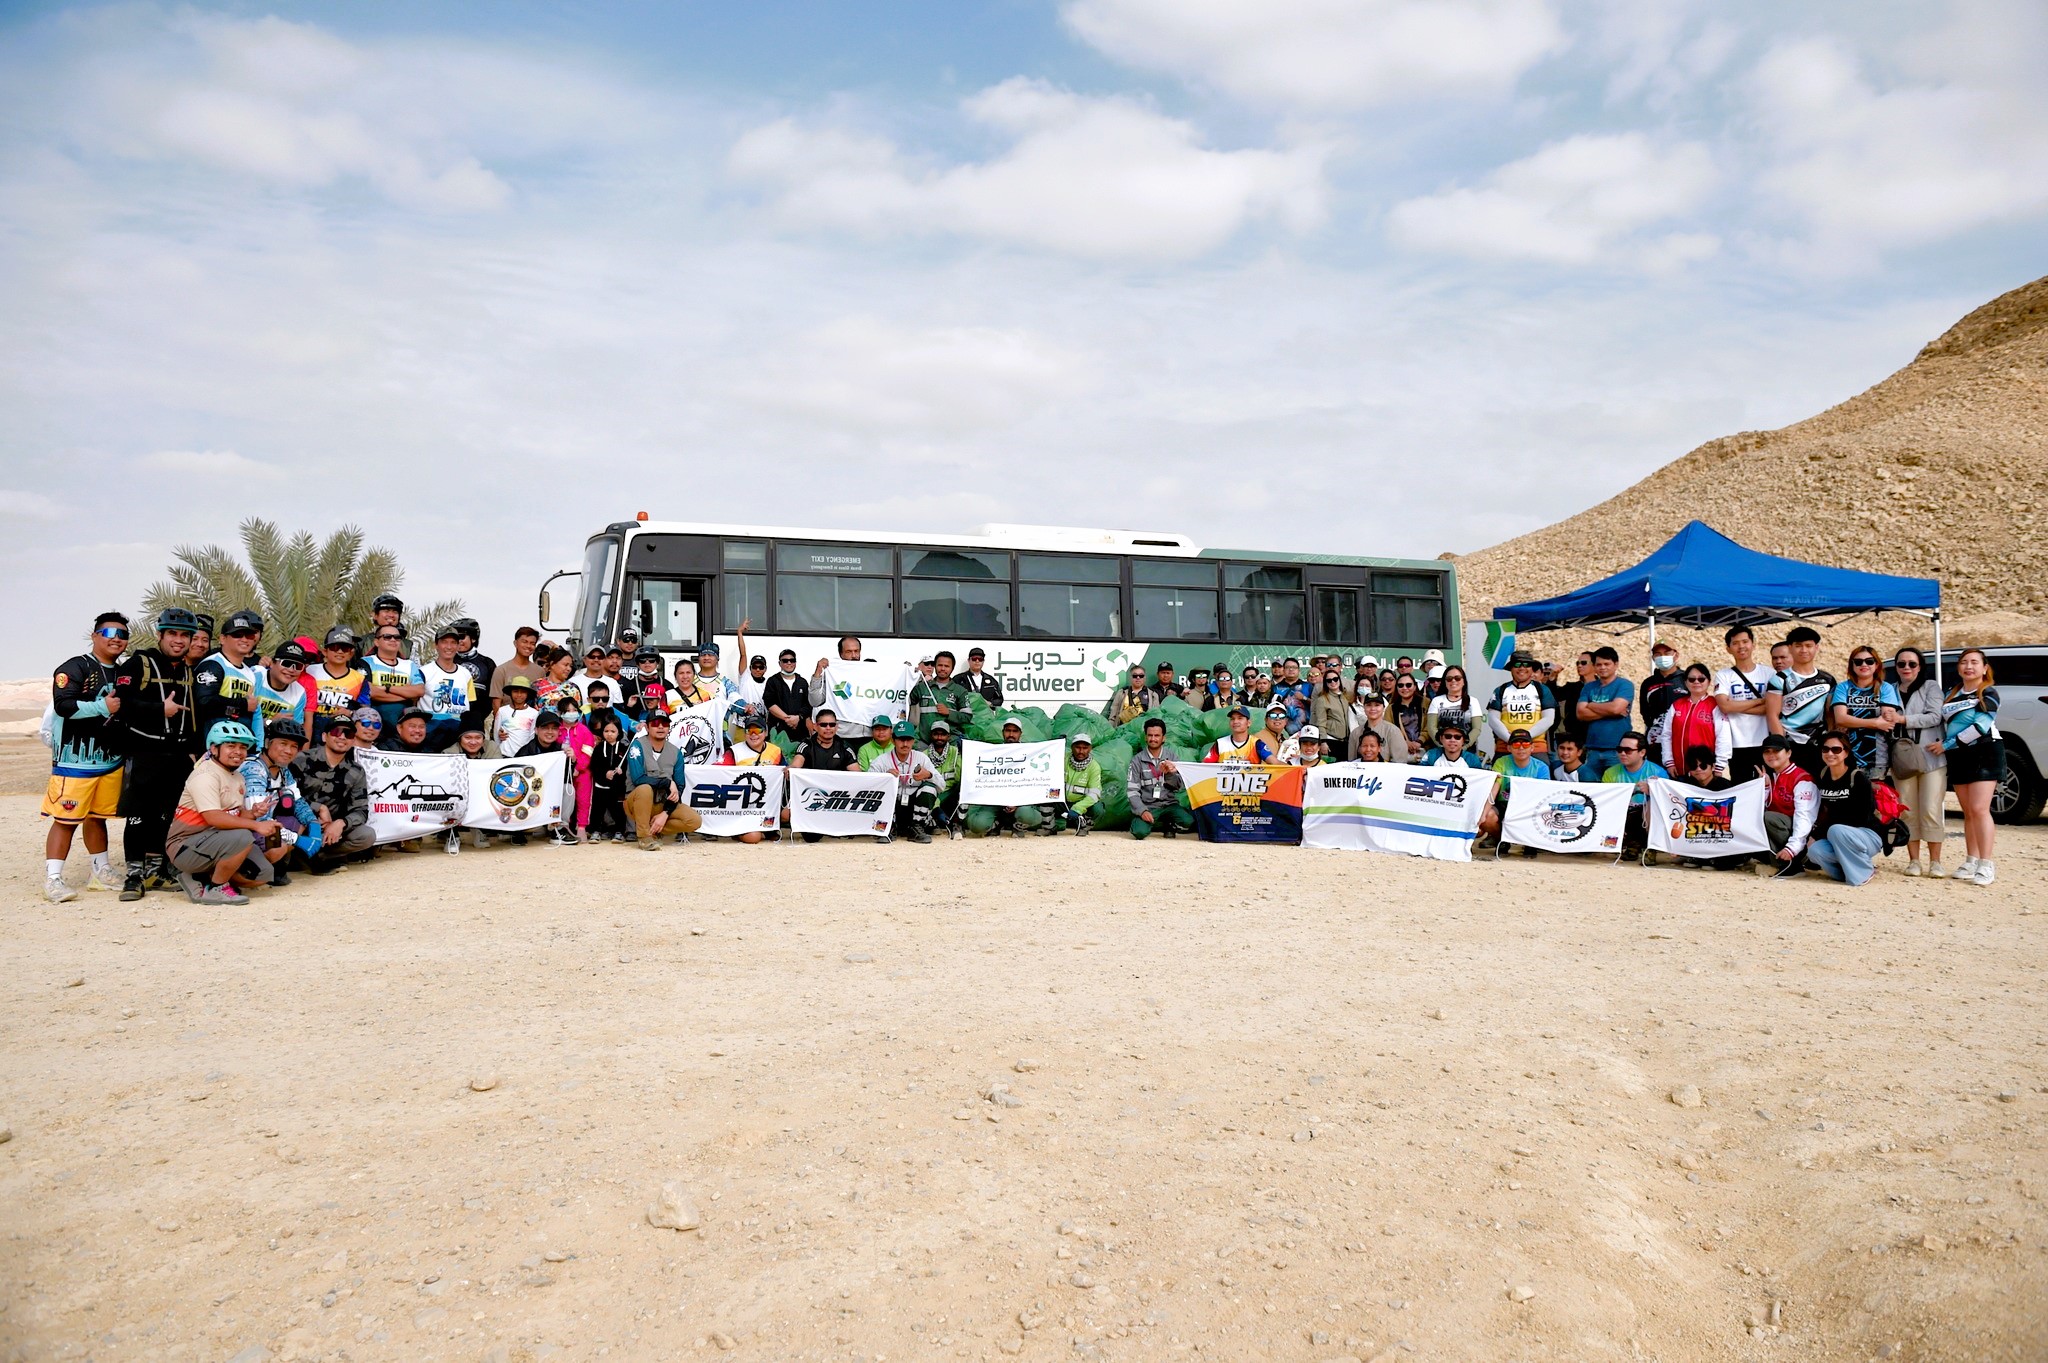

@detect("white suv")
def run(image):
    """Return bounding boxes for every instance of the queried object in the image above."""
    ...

[1935,647,2047,824]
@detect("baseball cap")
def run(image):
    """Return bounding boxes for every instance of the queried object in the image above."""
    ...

[325,715,356,735]
[1508,728,1533,744]
[323,626,356,649]
[1000,717,1022,730]
[892,720,917,739]
[435,624,462,642]
[645,711,671,725]
[1358,654,1380,668]
[1265,703,1288,717]
[1362,692,1386,707]
[870,715,893,729]
[535,711,562,728]
[1070,733,1093,747]
[929,720,951,735]
[274,640,312,666]
[397,706,430,725]
[1227,704,1250,718]
[1760,733,1792,752]
[968,647,986,658]
[1297,724,1322,741]
[1437,717,1467,735]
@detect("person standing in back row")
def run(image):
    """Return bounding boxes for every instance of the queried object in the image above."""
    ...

[112,607,200,900]
[1575,647,1634,778]
[43,612,132,901]
[1765,625,1835,778]
[1934,647,2002,887]
[1486,652,1555,761]
[1713,626,1775,782]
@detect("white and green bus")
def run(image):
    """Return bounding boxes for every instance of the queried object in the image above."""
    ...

[540,520,1458,706]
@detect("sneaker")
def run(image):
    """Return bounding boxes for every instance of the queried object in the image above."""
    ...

[197,884,246,906]
[44,875,77,903]
[1073,817,1092,837]
[1903,859,1923,877]
[473,830,491,849]
[1951,857,1980,880]
[1972,860,1996,886]
[1927,861,1946,878]
[673,831,691,845]
[176,870,206,902]
[270,869,292,889]
[908,827,931,844]
[612,833,627,844]
[85,866,123,893]
[1640,849,1660,867]
[639,838,659,852]
[550,829,576,847]
[305,858,340,876]
[143,857,178,891]
[119,867,147,902]
[1009,826,1027,839]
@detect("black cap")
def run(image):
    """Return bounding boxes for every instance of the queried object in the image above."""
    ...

[534,711,562,728]
[274,640,312,666]
[323,625,357,649]
[325,715,357,735]
[372,594,404,613]
[1761,734,1793,752]
[435,624,462,642]
[397,706,431,725]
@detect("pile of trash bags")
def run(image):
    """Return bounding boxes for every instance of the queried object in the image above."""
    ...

[961,695,1214,830]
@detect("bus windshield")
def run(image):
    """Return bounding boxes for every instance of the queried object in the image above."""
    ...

[577,535,620,648]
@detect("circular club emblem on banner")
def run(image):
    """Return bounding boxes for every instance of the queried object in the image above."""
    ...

[489,765,543,823]
[1537,795,1598,843]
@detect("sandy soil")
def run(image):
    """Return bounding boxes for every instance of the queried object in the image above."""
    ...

[3,794,2045,1363]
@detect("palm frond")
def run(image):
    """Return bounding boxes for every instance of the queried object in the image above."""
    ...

[239,519,289,606]
[338,548,402,628]
[409,598,470,648]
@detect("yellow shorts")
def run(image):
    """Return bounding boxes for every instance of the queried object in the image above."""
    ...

[42,770,123,824]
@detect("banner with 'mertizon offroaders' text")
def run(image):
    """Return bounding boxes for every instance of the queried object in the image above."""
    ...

[1180,763,1305,844]
[355,751,468,844]
[788,768,895,837]
[681,765,785,837]
[957,739,1064,806]
[1302,761,1498,860]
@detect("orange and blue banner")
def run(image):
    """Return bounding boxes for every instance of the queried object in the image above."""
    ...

[1181,763,1305,844]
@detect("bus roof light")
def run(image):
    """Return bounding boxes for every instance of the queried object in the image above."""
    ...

[636,511,649,521]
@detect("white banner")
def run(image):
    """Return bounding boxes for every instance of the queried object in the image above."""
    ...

[957,738,1065,806]
[1301,761,1498,861]
[788,768,896,838]
[460,752,567,831]
[821,661,915,731]
[1500,778,1632,853]
[666,696,731,766]
[355,750,468,845]
[1645,777,1770,857]
[681,764,786,838]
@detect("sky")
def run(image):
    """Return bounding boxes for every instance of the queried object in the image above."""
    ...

[2,0,2044,675]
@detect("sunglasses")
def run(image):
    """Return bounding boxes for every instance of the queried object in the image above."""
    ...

[376,633,401,642]
[817,719,837,726]
[1895,659,1919,668]
[1851,657,1878,667]
[226,629,260,639]
[97,627,130,640]
[1821,745,1848,754]
[1618,746,1642,754]
[276,660,304,672]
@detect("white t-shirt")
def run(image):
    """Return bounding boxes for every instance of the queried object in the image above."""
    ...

[494,706,539,757]
[1712,663,1775,748]
[418,661,477,716]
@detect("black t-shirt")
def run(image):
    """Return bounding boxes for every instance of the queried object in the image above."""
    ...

[762,673,812,732]
[458,650,495,724]
[794,738,859,772]
[1814,766,1877,834]
[113,648,197,752]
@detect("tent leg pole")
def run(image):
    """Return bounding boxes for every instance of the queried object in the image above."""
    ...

[1932,610,1943,691]
[1647,611,1657,651]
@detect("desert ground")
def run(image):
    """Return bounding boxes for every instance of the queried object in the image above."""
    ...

[3,780,2045,1363]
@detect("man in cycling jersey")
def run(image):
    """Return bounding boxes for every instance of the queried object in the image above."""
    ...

[193,609,267,744]
[1765,625,1836,778]
[112,607,201,899]
[44,612,132,901]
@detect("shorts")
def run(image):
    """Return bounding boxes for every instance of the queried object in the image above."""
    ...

[168,826,275,882]
[1945,737,2005,787]
[42,770,122,824]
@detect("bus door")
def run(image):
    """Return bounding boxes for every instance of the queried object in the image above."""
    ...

[624,574,709,651]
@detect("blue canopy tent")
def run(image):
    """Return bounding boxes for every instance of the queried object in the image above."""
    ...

[1494,520,1945,680]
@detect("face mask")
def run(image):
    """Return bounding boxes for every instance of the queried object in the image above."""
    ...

[560,711,581,725]
[1654,655,1676,671]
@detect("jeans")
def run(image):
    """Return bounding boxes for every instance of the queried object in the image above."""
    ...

[1809,824,1883,885]
[1583,749,1619,780]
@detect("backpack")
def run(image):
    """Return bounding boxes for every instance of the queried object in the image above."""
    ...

[1870,776,1910,854]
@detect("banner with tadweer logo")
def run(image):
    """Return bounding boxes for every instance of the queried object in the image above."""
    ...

[821,662,915,732]
[1302,761,1499,860]
[681,764,786,837]
[354,751,469,844]
[460,752,567,833]
[1645,777,1770,857]
[789,768,896,838]
[957,739,1065,806]
[1179,763,1305,844]
[1499,778,1631,854]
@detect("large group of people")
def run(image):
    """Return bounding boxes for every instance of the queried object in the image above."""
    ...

[40,601,2008,902]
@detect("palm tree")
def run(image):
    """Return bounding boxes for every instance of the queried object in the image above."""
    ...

[136,519,465,652]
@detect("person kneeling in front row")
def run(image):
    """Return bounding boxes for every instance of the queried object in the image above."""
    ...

[1803,730,1889,886]
[162,721,286,905]
[1128,717,1192,839]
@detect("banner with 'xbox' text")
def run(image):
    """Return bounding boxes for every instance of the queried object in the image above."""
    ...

[958,739,1065,806]
[354,750,468,845]
[681,764,786,837]
[460,752,567,832]
[1500,778,1632,853]
[789,768,896,837]
[1302,761,1499,860]
[822,661,915,732]
[1646,777,1770,858]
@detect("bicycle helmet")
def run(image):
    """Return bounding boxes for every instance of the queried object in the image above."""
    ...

[155,607,200,633]
[207,720,256,749]
[372,594,404,614]
[265,718,308,746]
[635,645,662,663]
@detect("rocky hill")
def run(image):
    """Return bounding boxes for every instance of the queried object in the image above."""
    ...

[1457,274,2048,661]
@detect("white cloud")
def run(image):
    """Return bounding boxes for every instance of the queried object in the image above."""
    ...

[0,489,64,521]
[136,449,283,480]
[738,317,1094,435]
[1387,132,1717,266]
[1061,0,1564,109]
[1749,27,2048,258]
[730,78,1328,260]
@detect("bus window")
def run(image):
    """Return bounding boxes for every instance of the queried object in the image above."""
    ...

[1369,571,1447,647]
[1224,564,1306,643]
[722,542,766,630]
[1019,554,1120,639]
[1132,560,1218,640]
[902,548,1010,636]
[776,542,894,633]
[627,576,703,649]
[1315,587,1362,646]
[578,536,620,646]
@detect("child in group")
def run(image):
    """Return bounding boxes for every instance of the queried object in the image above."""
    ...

[587,717,631,842]
[445,721,497,854]
[493,677,540,758]
[559,699,597,843]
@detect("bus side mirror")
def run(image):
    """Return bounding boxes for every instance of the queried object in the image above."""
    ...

[539,589,552,623]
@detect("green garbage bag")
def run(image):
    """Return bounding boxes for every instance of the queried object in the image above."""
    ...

[1091,735,1136,830]
[1197,706,1237,742]
[1052,704,1116,745]
[967,705,1052,744]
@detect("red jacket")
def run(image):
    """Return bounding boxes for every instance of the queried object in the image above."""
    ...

[1765,763,1812,816]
